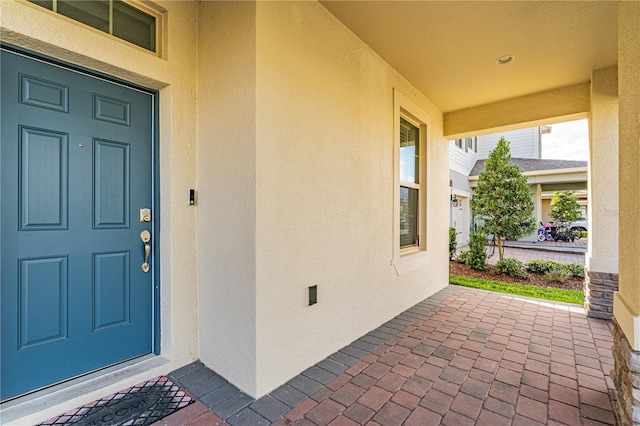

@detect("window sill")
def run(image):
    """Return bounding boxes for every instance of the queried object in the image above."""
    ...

[392,250,428,276]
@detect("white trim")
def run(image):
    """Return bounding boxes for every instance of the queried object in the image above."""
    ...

[392,88,431,275]
[587,257,619,274]
[400,181,420,190]
[521,168,588,177]
[452,188,470,198]
[468,167,588,181]
[535,184,542,229]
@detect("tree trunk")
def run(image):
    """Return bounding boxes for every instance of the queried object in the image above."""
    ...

[497,234,504,261]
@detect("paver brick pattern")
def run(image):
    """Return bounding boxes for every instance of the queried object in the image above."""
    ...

[162,286,615,425]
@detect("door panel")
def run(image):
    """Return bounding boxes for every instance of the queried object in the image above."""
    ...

[19,127,69,230]
[94,139,130,228]
[19,256,69,349]
[93,251,130,330]
[19,74,70,113]
[1,49,155,401]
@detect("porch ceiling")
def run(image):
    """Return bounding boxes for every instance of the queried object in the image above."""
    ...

[320,1,618,114]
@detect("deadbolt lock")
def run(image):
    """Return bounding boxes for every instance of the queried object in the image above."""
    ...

[140,208,151,222]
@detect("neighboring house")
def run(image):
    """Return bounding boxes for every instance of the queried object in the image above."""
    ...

[2,1,638,424]
[449,128,588,244]
[449,137,478,245]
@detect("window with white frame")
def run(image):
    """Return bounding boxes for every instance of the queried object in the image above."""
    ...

[464,137,477,153]
[455,137,477,153]
[399,117,420,248]
[393,89,430,274]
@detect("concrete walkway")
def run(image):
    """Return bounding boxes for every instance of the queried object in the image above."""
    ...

[486,246,586,266]
[502,238,587,253]
[159,286,615,425]
[457,238,587,266]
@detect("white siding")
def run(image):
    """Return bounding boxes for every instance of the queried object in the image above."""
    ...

[449,140,478,175]
[477,128,539,159]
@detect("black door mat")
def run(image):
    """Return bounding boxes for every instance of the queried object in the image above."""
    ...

[38,376,194,426]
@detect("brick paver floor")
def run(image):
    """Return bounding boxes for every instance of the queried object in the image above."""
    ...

[160,286,616,425]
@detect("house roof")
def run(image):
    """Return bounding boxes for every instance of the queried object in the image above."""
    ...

[469,158,588,177]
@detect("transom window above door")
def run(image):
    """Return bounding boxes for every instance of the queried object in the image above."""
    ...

[28,0,160,53]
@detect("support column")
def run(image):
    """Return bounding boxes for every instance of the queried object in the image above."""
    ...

[586,65,618,319]
[611,1,640,424]
[535,184,542,227]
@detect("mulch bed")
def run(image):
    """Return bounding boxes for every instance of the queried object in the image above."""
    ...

[449,261,584,291]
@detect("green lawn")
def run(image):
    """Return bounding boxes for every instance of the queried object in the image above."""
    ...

[449,275,584,305]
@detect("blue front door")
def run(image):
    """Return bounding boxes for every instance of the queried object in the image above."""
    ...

[1,48,156,401]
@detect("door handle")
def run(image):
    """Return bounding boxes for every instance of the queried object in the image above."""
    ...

[140,230,151,272]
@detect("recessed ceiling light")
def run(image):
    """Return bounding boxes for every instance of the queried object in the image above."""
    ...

[496,55,515,65]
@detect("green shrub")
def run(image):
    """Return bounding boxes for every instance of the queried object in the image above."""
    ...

[526,259,585,279]
[457,250,469,264]
[449,227,457,261]
[566,263,585,278]
[526,259,561,274]
[465,231,488,271]
[544,268,572,283]
[496,257,528,279]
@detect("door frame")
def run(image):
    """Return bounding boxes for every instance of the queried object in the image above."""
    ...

[452,189,471,246]
[1,43,162,362]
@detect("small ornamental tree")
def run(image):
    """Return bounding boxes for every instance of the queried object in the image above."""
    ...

[449,227,457,261]
[466,230,488,271]
[470,137,536,261]
[549,191,583,224]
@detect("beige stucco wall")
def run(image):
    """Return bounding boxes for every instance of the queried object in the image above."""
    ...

[252,1,449,397]
[588,66,618,274]
[444,84,590,139]
[181,0,453,398]
[615,0,640,349]
[0,0,199,400]
[196,1,258,396]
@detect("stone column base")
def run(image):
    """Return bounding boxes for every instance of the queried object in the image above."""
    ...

[585,270,619,319]
[611,319,640,425]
